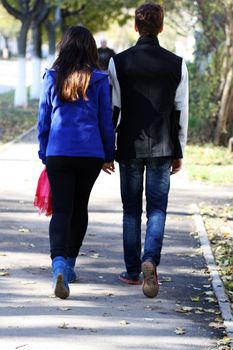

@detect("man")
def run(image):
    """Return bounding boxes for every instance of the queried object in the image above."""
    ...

[98,39,115,71]
[108,3,188,298]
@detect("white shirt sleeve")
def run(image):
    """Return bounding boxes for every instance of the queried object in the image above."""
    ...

[108,57,121,109]
[175,59,189,155]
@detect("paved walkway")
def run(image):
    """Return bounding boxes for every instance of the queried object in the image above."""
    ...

[0,129,231,350]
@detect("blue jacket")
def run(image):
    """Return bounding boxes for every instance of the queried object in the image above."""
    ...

[38,69,115,164]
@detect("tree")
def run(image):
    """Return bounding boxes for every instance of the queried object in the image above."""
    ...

[1,0,42,107]
[163,0,233,145]
[30,0,49,99]
[0,4,20,57]
[213,0,233,145]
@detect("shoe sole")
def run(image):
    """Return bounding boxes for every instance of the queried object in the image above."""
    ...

[118,275,141,285]
[54,273,69,299]
[142,262,159,298]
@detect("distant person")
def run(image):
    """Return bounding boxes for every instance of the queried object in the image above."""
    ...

[98,40,115,70]
[109,3,188,298]
[37,26,115,299]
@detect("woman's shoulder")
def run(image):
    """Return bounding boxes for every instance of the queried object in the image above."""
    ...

[90,69,109,86]
[43,68,57,79]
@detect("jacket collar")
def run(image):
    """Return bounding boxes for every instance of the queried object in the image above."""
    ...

[136,35,160,47]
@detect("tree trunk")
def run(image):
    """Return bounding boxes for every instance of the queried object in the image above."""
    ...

[30,20,42,100]
[214,1,233,145]
[45,7,61,68]
[45,21,56,68]
[14,19,31,107]
[214,68,233,145]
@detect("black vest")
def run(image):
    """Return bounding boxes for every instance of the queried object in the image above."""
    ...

[113,36,182,160]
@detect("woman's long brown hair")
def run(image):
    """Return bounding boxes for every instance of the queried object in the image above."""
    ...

[52,26,99,102]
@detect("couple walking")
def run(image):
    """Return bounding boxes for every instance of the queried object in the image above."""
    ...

[37,3,188,300]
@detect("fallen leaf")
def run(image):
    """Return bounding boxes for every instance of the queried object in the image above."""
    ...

[0,269,10,276]
[57,307,72,311]
[144,305,156,311]
[209,322,225,329]
[174,306,193,313]
[174,327,185,335]
[58,323,69,329]
[58,323,78,330]
[119,320,130,325]
[15,345,28,349]
[161,277,172,282]
[204,308,221,314]
[89,328,97,333]
[104,291,114,297]
[90,253,101,259]
[217,337,232,346]
[190,231,198,236]
[19,228,30,233]
[204,291,215,296]
[0,253,7,256]
[204,297,217,303]
[214,316,223,322]
[195,310,204,314]
[190,296,200,302]
[102,312,112,317]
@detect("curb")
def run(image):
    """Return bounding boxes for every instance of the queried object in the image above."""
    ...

[192,203,233,346]
[0,124,37,153]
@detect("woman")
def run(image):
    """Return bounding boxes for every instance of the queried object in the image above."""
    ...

[38,26,115,299]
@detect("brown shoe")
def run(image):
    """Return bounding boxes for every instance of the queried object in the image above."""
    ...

[142,261,159,298]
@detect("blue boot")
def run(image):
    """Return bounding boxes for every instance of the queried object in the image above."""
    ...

[52,256,70,299]
[67,257,77,283]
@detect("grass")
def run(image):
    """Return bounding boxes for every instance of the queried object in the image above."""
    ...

[185,144,233,184]
[0,90,38,145]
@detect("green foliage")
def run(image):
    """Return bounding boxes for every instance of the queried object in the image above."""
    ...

[188,61,218,142]
[48,0,142,33]
[0,4,20,37]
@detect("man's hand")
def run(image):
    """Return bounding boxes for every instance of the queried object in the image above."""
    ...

[171,159,182,175]
[102,162,115,175]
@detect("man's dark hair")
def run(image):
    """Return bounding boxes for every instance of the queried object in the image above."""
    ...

[135,3,164,36]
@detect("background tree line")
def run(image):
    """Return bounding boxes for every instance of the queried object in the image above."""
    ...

[0,0,232,146]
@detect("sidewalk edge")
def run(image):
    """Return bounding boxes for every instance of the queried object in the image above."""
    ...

[192,203,233,346]
[0,124,37,153]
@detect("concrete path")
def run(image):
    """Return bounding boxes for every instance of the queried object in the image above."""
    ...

[0,129,231,350]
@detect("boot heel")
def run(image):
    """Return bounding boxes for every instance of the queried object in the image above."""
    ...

[54,273,69,299]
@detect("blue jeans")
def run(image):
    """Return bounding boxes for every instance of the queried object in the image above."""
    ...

[119,157,171,275]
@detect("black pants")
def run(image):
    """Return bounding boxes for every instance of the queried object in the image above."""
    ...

[46,156,102,259]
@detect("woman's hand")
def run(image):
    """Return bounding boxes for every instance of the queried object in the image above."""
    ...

[102,162,115,175]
